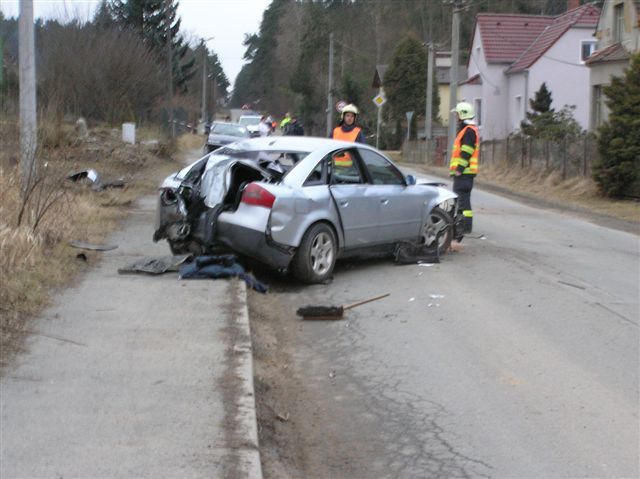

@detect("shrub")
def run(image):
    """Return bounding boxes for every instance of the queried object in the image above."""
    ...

[592,53,640,197]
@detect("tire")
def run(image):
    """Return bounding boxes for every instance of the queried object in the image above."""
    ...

[421,206,453,254]
[291,223,337,284]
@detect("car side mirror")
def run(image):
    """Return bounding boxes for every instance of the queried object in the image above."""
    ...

[405,174,416,186]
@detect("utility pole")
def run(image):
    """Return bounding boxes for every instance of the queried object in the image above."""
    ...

[165,0,175,137]
[19,0,37,197]
[201,42,207,126]
[200,36,214,128]
[425,43,434,140]
[447,0,462,161]
[425,1,434,141]
[326,32,334,137]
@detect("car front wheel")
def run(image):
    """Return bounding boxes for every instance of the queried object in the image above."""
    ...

[421,206,453,254]
[291,223,337,284]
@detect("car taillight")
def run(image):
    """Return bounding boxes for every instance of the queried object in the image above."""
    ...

[241,183,276,209]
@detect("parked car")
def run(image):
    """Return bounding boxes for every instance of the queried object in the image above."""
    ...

[238,114,262,137]
[154,137,459,283]
[205,122,251,153]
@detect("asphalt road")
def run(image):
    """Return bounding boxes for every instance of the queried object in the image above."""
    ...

[251,179,639,478]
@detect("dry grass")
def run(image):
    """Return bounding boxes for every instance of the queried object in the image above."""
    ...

[177,132,206,152]
[479,163,639,223]
[0,123,185,371]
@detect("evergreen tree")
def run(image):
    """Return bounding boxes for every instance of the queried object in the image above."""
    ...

[521,82,556,137]
[93,0,117,30]
[383,34,427,124]
[109,0,194,92]
[593,53,640,197]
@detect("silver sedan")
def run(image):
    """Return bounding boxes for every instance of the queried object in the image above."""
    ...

[155,137,459,283]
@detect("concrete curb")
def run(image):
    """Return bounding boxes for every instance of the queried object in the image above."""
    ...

[232,281,263,479]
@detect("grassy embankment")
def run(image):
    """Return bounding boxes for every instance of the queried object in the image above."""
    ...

[387,150,639,225]
[0,120,203,371]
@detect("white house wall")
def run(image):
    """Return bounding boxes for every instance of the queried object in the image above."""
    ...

[506,74,527,133]
[463,28,511,141]
[528,28,594,130]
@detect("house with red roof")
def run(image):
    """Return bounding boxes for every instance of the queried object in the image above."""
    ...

[586,0,640,130]
[459,2,600,141]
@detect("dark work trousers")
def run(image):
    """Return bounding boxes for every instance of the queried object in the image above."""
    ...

[453,174,475,233]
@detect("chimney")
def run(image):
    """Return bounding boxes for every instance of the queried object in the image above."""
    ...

[567,0,581,11]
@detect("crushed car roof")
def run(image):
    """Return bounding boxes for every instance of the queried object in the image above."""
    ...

[222,135,373,154]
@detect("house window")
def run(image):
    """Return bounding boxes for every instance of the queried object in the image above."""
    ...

[614,2,625,43]
[474,98,482,127]
[581,40,596,62]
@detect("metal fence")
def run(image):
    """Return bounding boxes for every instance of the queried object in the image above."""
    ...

[402,135,600,179]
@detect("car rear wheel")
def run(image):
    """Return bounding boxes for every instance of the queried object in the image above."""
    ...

[421,206,453,254]
[291,223,337,284]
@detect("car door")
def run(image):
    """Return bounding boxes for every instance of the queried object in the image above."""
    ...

[357,148,424,242]
[328,148,380,248]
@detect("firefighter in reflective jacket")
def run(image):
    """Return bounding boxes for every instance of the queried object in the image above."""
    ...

[330,104,365,168]
[450,101,479,235]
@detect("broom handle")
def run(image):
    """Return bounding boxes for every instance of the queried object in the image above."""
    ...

[343,293,390,311]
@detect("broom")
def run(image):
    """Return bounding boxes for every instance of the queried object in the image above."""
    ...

[296,293,390,320]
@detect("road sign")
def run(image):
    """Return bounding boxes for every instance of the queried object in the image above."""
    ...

[336,100,347,112]
[372,93,386,108]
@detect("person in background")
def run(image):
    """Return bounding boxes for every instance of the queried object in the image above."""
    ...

[449,101,479,237]
[258,116,271,137]
[284,116,304,136]
[280,112,292,132]
[330,104,365,143]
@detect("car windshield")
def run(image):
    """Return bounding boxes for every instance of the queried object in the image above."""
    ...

[211,123,248,137]
[238,116,261,127]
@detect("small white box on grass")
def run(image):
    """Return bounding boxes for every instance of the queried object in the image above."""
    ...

[122,123,136,144]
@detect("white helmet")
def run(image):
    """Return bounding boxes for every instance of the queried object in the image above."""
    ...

[452,101,474,120]
[341,103,359,120]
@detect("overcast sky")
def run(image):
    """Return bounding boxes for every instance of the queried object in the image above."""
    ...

[0,0,271,89]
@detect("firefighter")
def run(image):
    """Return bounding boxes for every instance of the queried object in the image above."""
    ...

[330,104,366,143]
[330,104,365,170]
[450,101,479,235]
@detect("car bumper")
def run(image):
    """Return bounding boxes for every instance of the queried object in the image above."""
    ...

[216,221,294,270]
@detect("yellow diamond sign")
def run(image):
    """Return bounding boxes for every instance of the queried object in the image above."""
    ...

[373,93,387,108]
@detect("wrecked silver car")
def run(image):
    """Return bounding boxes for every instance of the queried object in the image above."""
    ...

[154,137,460,283]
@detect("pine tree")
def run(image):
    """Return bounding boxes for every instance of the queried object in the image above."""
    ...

[593,53,640,197]
[109,0,194,92]
[384,34,427,123]
[521,82,556,137]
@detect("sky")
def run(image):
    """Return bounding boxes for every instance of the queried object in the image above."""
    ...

[0,0,271,89]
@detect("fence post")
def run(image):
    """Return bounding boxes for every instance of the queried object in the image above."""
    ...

[491,140,495,166]
[506,137,510,166]
[583,135,588,177]
[545,140,550,170]
[562,136,567,180]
